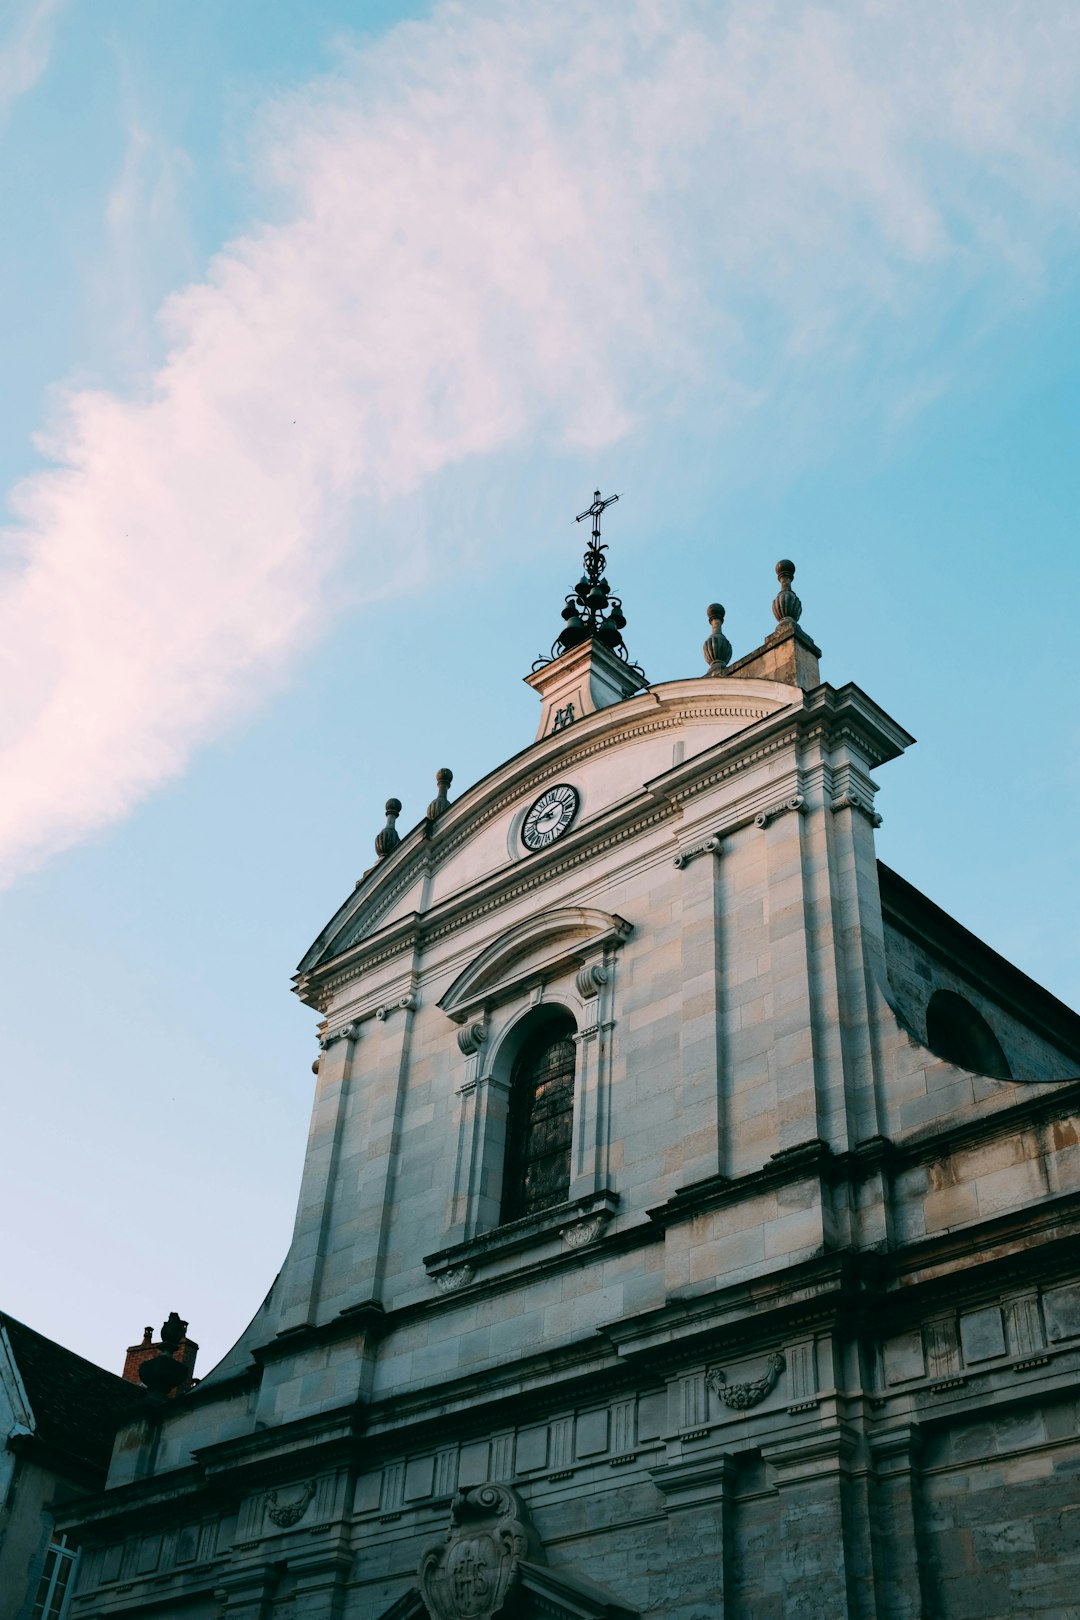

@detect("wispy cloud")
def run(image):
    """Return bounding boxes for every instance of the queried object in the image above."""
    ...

[2,0,1080,885]
[96,73,198,374]
[0,0,64,127]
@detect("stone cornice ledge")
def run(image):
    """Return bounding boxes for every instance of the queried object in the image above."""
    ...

[424,1190,620,1284]
[647,1138,841,1228]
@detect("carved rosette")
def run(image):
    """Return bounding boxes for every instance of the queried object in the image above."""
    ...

[706,1351,784,1410]
[419,1483,538,1620]
[265,1479,315,1528]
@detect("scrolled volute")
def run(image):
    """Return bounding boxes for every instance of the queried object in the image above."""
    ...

[456,1021,487,1057]
[575,962,608,1000]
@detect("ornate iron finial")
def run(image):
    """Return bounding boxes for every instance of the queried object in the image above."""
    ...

[427,769,453,822]
[374,798,402,859]
[703,602,732,675]
[772,559,802,626]
[532,489,646,682]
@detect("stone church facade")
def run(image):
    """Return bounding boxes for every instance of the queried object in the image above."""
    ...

[61,519,1080,1618]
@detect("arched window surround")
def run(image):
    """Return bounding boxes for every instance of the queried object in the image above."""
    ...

[431,913,627,1272]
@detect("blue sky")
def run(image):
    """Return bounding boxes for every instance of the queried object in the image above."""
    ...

[1,0,1079,1373]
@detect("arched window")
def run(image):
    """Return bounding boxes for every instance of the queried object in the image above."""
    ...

[925,989,1012,1080]
[502,1014,576,1222]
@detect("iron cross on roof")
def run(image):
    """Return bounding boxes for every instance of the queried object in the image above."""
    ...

[575,489,619,547]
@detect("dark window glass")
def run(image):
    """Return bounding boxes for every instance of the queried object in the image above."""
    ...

[502,1022,576,1221]
[925,989,1012,1080]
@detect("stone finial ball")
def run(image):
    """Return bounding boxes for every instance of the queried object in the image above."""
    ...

[385,798,402,816]
[707,603,725,623]
[776,559,796,578]
[436,769,453,787]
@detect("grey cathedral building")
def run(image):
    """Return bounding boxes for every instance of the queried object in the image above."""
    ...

[59,499,1080,1619]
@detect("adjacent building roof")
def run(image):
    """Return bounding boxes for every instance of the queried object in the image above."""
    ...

[1,1312,147,1479]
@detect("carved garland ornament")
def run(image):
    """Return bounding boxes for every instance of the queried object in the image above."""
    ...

[419,1482,537,1620]
[706,1351,785,1410]
[265,1479,316,1528]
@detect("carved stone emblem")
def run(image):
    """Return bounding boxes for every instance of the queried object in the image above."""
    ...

[419,1483,538,1620]
[560,1213,610,1249]
[434,1265,475,1294]
[265,1479,315,1528]
[706,1351,784,1410]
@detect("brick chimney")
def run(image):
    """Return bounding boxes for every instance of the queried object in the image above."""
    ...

[122,1316,198,1396]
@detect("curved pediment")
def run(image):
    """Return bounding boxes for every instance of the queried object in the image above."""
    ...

[438,907,631,1022]
[296,674,799,992]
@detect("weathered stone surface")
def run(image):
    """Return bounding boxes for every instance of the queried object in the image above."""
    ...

[55,657,1080,1620]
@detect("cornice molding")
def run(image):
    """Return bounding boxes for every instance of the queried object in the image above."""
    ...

[296,684,793,977]
[295,683,912,1008]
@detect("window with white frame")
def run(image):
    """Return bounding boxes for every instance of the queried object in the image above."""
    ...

[31,1534,79,1620]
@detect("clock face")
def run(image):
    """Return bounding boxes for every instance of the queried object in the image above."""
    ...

[521,784,580,851]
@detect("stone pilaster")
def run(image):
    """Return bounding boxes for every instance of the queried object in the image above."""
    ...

[277,1022,360,1333]
[674,839,725,1186]
[288,1548,353,1620]
[824,758,891,1145]
[868,1425,926,1620]
[447,1022,509,1240]
[569,955,617,1200]
[213,1567,280,1620]
[328,995,418,1308]
[762,802,828,1154]
[761,1427,861,1619]
[649,1455,737,1620]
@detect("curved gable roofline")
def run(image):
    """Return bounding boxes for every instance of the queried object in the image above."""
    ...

[438,907,631,1022]
[296,676,802,979]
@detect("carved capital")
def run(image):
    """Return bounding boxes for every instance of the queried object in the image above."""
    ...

[456,1021,487,1057]
[419,1483,539,1620]
[575,962,608,1000]
[706,1351,784,1410]
[320,1020,359,1049]
[376,991,418,1021]
[830,790,883,827]
[754,794,805,829]
[673,835,721,869]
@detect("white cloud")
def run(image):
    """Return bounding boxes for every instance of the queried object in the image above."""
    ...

[2,0,1080,885]
[0,0,64,127]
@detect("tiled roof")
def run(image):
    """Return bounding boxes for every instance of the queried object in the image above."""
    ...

[1,1312,147,1476]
